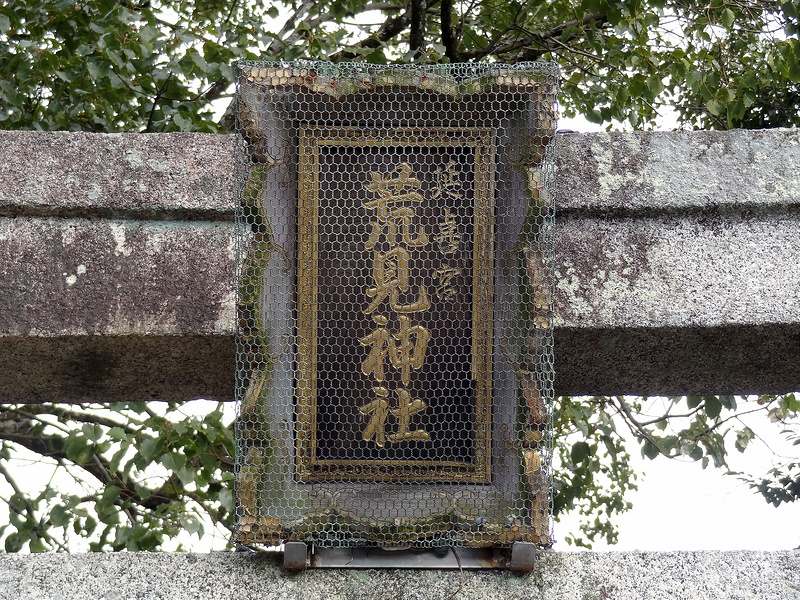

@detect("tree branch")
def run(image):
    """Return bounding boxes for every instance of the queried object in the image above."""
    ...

[0,430,181,512]
[329,5,413,61]
[201,76,231,103]
[440,0,460,62]
[456,0,478,41]
[264,0,320,56]
[0,460,36,520]
[461,12,609,61]
[612,396,679,458]
[0,460,69,551]
[458,1,527,62]
[410,0,426,56]
[146,72,171,132]
[186,491,234,533]
[3,405,138,438]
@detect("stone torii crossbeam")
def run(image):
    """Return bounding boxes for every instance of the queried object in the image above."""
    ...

[0,129,797,405]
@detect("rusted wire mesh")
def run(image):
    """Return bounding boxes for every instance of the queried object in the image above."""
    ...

[233,61,557,549]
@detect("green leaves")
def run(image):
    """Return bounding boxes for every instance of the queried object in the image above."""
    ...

[626,395,736,468]
[0,0,265,132]
[721,8,736,30]
[49,504,71,528]
[2,0,798,131]
[735,427,755,453]
[0,401,235,552]
[1,392,797,552]
[554,393,799,546]
[5,532,28,553]
[739,422,800,508]
[571,441,592,464]
[553,395,638,548]
[139,436,163,462]
[705,396,722,419]
[642,439,660,460]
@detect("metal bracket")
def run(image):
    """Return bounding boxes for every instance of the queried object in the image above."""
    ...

[283,542,308,571]
[509,542,537,571]
[283,544,537,570]
[309,546,512,569]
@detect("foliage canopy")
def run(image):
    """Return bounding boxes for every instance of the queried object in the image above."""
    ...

[1,0,798,132]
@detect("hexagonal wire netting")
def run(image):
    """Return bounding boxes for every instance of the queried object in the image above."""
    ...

[233,61,557,549]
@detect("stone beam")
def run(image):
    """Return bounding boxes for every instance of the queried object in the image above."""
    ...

[1,551,798,600]
[554,129,800,395]
[0,129,798,403]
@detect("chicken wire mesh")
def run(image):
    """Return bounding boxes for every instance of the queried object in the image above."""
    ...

[233,60,557,549]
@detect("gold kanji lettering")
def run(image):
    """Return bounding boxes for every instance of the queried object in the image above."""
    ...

[363,205,429,250]
[434,262,461,302]
[362,163,428,250]
[389,315,431,385]
[364,247,409,314]
[364,247,430,315]
[390,285,431,314]
[387,388,429,443]
[364,163,423,201]
[359,387,391,447]
[360,315,431,386]
[431,160,462,200]
[435,208,461,255]
[358,162,436,446]
[359,315,391,382]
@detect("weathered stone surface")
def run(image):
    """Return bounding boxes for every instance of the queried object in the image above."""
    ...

[5,129,798,216]
[0,218,235,337]
[0,129,798,402]
[557,128,800,213]
[554,214,800,330]
[0,131,232,217]
[0,215,236,404]
[0,550,798,600]
[552,128,800,395]
[553,211,800,394]
[0,335,235,404]
[555,324,800,396]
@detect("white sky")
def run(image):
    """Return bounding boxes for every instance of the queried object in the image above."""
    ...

[553,409,800,551]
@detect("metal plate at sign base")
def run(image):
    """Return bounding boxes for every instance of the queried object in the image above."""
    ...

[309,546,511,569]
[233,61,558,558]
[283,542,309,571]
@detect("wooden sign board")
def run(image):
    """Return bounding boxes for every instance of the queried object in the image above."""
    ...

[234,62,557,549]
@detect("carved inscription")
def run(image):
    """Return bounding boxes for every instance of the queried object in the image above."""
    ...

[296,127,494,483]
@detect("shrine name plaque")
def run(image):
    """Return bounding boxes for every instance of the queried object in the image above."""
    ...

[234,61,557,550]
[296,127,494,483]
